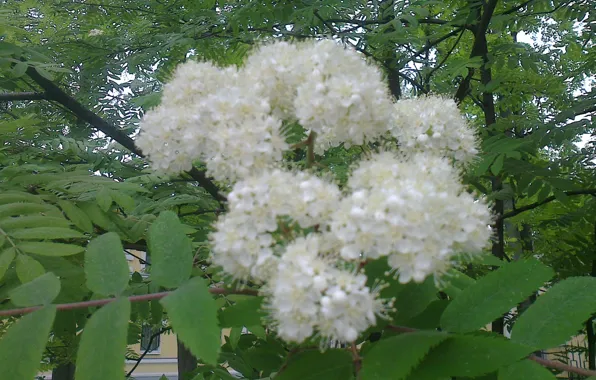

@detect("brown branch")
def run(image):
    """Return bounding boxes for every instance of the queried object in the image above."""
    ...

[500,189,596,220]
[0,287,259,317]
[385,325,596,377]
[0,92,48,101]
[24,66,226,204]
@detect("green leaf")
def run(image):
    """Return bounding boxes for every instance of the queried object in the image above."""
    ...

[160,277,220,366]
[85,232,130,296]
[11,61,28,77]
[407,335,534,378]
[0,247,16,280]
[404,300,450,330]
[491,154,505,175]
[276,349,353,380]
[57,200,94,233]
[392,277,439,323]
[9,227,84,240]
[0,215,72,230]
[75,298,131,380]
[0,306,56,380]
[96,187,113,212]
[111,191,135,212]
[17,242,85,256]
[498,360,557,380]
[9,272,60,306]
[512,277,596,349]
[360,331,448,379]
[16,254,45,282]
[0,202,60,219]
[441,259,553,333]
[219,297,266,327]
[148,211,193,288]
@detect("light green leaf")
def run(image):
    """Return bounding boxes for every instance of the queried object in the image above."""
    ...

[512,277,596,349]
[12,61,28,77]
[218,297,265,327]
[9,272,60,306]
[111,191,135,212]
[75,298,131,380]
[148,211,192,288]
[498,360,557,379]
[0,233,5,248]
[160,277,220,366]
[17,242,85,256]
[85,232,129,296]
[491,154,505,175]
[57,200,93,233]
[441,259,553,333]
[16,254,45,283]
[0,306,56,380]
[96,187,113,212]
[9,227,84,240]
[276,349,353,380]
[360,331,448,379]
[0,215,72,230]
[407,335,534,378]
[0,202,60,219]
[0,192,44,205]
[0,247,16,280]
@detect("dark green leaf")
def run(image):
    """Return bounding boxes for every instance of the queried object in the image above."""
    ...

[58,200,94,233]
[276,349,353,380]
[0,247,16,280]
[219,297,265,327]
[9,272,60,306]
[9,227,84,240]
[96,187,112,212]
[0,215,72,230]
[491,154,505,175]
[11,61,28,77]
[160,277,220,366]
[441,259,553,333]
[498,360,557,379]
[360,331,448,379]
[512,277,596,349]
[148,211,192,288]
[85,232,129,296]
[0,306,56,380]
[75,298,131,380]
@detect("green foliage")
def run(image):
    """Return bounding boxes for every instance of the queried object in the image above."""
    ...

[160,277,221,366]
[218,297,266,328]
[276,350,354,380]
[0,306,56,380]
[512,277,596,349]
[9,272,60,306]
[441,259,553,333]
[498,360,557,380]
[75,298,131,380]
[148,211,193,289]
[360,331,448,379]
[85,232,130,296]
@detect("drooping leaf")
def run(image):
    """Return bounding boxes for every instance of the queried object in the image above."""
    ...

[9,227,85,240]
[0,247,16,280]
[0,306,56,380]
[85,232,129,296]
[9,272,60,306]
[57,200,94,233]
[406,335,534,379]
[17,241,85,256]
[276,349,354,380]
[15,254,45,282]
[160,277,220,366]
[75,298,131,380]
[360,331,448,379]
[218,297,266,327]
[512,277,596,349]
[96,187,113,212]
[148,211,192,288]
[441,259,553,333]
[498,359,557,380]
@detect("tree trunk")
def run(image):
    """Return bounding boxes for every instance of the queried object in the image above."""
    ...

[177,337,198,380]
[51,362,75,380]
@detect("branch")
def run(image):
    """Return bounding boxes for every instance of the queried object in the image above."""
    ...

[0,287,259,317]
[25,67,226,204]
[499,0,536,16]
[500,189,596,220]
[385,325,596,377]
[125,327,169,377]
[0,92,47,101]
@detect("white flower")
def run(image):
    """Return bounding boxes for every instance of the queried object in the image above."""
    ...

[209,169,341,281]
[331,151,493,283]
[88,29,103,36]
[391,95,479,165]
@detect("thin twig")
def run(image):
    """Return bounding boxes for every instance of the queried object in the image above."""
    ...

[125,327,169,377]
[500,189,596,220]
[0,287,259,317]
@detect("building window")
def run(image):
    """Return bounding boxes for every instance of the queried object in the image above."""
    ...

[140,325,161,354]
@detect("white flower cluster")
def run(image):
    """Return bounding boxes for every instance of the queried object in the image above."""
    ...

[331,151,493,283]
[137,40,393,181]
[391,95,479,165]
[139,39,494,344]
